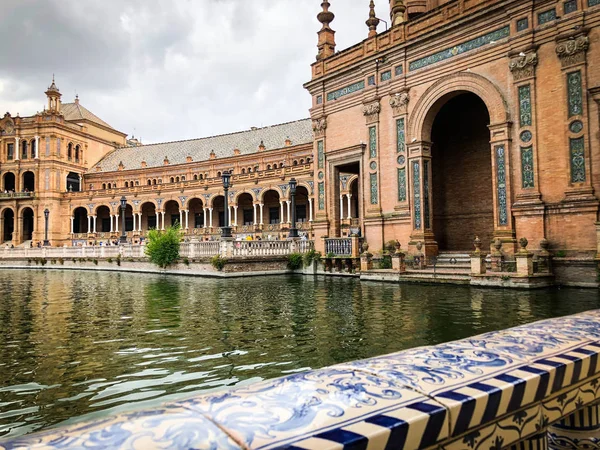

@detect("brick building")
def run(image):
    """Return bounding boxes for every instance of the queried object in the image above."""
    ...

[0,0,599,262]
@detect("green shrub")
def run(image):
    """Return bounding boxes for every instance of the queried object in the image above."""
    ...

[379,255,392,269]
[116,254,121,266]
[127,257,134,262]
[27,259,31,264]
[303,249,321,267]
[40,258,47,266]
[287,252,303,270]
[384,240,398,254]
[107,257,113,264]
[326,252,335,258]
[79,258,85,263]
[211,255,227,271]
[93,259,98,265]
[34,258,39,265]
[72,258,76,264]
[555,250,566,258]
[58,258,64,265]
[145,225,182,268]
[183,257,190,266]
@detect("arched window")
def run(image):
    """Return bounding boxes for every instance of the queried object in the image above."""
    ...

[125,181,129,188]
[181,176,185,181]
[67,143,73,161]
[148,179,152,185]
[199,174,203,180]
[175,176,180,182]
[153,179,157,185]
[30,140,36,158]
[248,167,252,173]
[158,179,162,184]
[135,181,139,186]
[193,174,198,180]
[293,160,298,166]
[22,140,28,159]
[267,164,272,170]
[170,177,174,183]
[216,171,221,177]
[300,159,304,164]
[306,157,311,163]
[102,183,106,190]
[241,168,246,174]
[75,145,80,162]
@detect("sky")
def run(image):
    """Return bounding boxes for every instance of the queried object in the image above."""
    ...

[0,0,391,144]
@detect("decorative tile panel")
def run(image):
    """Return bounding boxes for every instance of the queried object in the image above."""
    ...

[409,26,509,71]
[495,145,508,225]
[570,137,586,183]
[520,130,532,143]
[370,173,378,205]
[521,146,535,189]
[396,118,405,153]
[369,161,377,170]
[318,182,325,210]
[397,155,405,165]
[517,17,529,31]
[369,126,377,159]
[413,161,421,229]
[327,80,365,101]
[368,75,376,86]
[398,168,406,202]
[380,70,391,82]
[564,0,578,13]
[316,95,322,105]
[423,161,430,229]
[570,120,584,133]
[395,65,403,76]
[317,140,324,169]
[538,8,557,24]
[518,85,532,127]
[567,71,583,117]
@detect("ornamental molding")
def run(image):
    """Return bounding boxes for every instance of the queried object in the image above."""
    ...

[509,52,538,81]
[389,89,410,116]
[312,117,327,138]
[556,34,589,68]
[362,100,381,124]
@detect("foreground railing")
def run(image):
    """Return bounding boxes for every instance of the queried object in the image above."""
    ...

[2,310,600,449]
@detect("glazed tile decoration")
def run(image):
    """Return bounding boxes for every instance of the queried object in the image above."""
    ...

[3,310,600,449]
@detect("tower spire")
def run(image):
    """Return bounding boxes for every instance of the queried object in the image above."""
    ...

[45,75,62,113]
[366,0,380,38]
[316,1,336,61]
[389,0,406,26]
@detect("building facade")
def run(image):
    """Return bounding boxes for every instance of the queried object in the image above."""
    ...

[1,0,599,260]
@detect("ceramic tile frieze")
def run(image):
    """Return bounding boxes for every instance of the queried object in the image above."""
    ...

[413,161,421,229]
[495,145,508,225]
[398,167,407,202]
[570,137,586,183]
[327,81,365,101]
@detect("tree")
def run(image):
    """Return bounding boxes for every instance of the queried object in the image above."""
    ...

[145,225,182,268]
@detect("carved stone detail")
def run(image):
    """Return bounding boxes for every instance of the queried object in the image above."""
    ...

[556,35,589,68]
[509,52,538,81]
[312,117,327,138]
[362,101,380,124]
[389,89,410,116]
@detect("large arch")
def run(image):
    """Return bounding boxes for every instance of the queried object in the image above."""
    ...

[3,172,15,192]
[164,200,180,228]
[66,172,80,192]
[73,207,88,234]
[188,198,204,228]
[22,171,35,192]
[96,205,112,233]
[20,207,34,242]
[236,193,254,226]
[2,208,14,243]
[409,72,509,142]
[263,189,281,224]
[141,201,157,231]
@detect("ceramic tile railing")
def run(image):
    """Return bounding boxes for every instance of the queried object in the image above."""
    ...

[3,310,600,449]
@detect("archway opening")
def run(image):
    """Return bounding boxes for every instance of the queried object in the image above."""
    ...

[431,92,493,251]
[295,186,309,223]
[2,209,14,243]
[96,206,111,233]
[22,172,35,192]
[212,196,225,227]
[263,190,281,224]
[164,200,180,228]
[141,202,157,231]
[21,207,34,242]
[73,207,88,233]
[188,198,204,228]
[66,172,80,192]
[237,193,254,226]
[3,173,15,192]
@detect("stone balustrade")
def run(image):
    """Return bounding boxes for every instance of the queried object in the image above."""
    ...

[2,310,600,449]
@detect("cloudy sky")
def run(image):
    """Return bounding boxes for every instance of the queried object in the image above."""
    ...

[0,0,390,144]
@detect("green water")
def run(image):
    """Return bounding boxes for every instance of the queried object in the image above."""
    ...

[0,270,599,438]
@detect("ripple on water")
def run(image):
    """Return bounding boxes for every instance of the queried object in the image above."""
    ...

[0,271,599,439]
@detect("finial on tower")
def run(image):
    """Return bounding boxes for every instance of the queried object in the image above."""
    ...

[390,0,406,26]
[45,75,62,113]
[366,0,380,38]
[316,1,336,61]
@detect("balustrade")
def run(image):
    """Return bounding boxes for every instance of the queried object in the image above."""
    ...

[325,237,352,256]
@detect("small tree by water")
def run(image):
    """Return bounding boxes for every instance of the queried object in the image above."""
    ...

[146,225,182,268]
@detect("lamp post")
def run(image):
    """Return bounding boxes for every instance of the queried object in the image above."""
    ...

[43,208,50,246]
[288,178,298,238]
[221,170,232,238]
[120,196,127,244]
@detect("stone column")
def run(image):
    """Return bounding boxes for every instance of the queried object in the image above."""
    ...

[15,137,20,161]
[260,203,264,225]
[179,210,183,228]
[161,211,165,230]
[548,402,600,448]
[87,215,91,234]
[209,208,213,228]
[339,194,344,220]
[286,201,291,224]
[391,251,406,273]
[132,213,136,233]
[515,237,534,276]
[110,215,114,233]
[138,213,143,232]
[347,194,352,219]
[309,198,313,222]
[203,208,207,229]
[360,243,373,271]
[92,215,97,234]
[280,201,285,224]
[115,214,119,233]
[184,210,189,230]
[233,205,238,227]
[70,216,74,234]
[35,135,39,159]
[253,203,257,226]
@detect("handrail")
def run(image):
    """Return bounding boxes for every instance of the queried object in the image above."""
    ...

[2,310,600,448]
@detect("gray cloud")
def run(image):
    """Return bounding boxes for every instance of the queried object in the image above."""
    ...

[0,0,389,143]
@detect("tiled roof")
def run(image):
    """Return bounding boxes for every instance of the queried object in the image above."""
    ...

[93,118,313,173]
[62,102,115,130]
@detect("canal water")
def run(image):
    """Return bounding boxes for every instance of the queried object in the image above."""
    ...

[0,270,599,438]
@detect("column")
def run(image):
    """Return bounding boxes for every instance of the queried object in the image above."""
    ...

[184,210,189,230]
[286,201,291,224]
[15,137,19,161]
[87,215,91,233]
[309,198,313,222]
[110,215,114,233]
[132,213,136,233]
[115,214,119,233]
[233,206,238,226]
[138,213,142,232]
[161,211,165,230]
[35,135,39,159]
[260,203,264,225]
[203,208,207,228]
[280,201,285,224]
[347,194,352,219]
[78,175,82,192]
[92,216,97,233]
[179,210,183,227]
[253,203,257,226]
[340,195,344,220]
[70,217,74,234]
[209,208,213,228]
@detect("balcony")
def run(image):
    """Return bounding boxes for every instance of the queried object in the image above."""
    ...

[0,192,33,199]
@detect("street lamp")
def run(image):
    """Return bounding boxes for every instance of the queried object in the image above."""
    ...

[288,178,298,238]
[43,208,50,246]
[221,170,232,238]
[120,196,127,244]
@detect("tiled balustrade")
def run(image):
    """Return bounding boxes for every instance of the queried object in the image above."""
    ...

[3,310,600,449]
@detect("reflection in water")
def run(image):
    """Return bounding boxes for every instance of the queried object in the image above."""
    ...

[0,270,598,438]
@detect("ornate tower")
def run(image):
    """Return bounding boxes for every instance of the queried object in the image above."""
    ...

[366,1,380,38]
[316,1,336,61]
[389,0,406,26]
[45,76,62,113]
